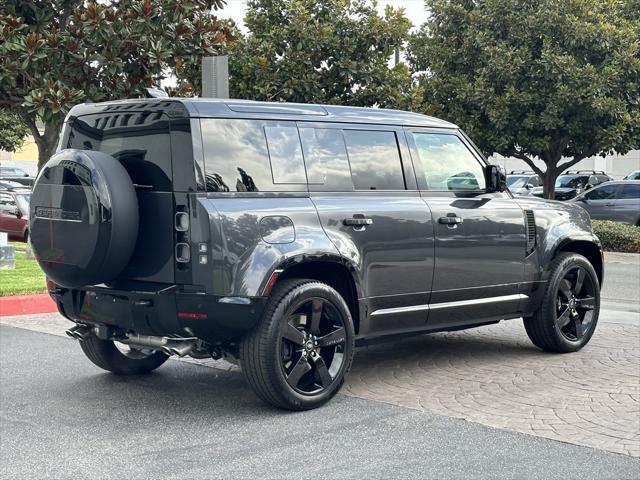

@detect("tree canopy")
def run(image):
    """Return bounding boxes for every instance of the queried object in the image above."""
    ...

[229,0,418,109]
[0,109,29,153]
[407,0,640,197]
[0,0,232,168]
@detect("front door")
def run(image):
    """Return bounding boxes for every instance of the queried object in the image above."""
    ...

[405,129,526,328]
[299,123,435,337]
[580,183,621,220]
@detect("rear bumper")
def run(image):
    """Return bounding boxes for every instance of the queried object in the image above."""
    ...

[51,285,266,342]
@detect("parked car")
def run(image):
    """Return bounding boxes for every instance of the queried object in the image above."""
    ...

[0,180,27,190]
[530,171,613,201]
[623,170,640,180]
[506,171,542,196]
[29,99,603,410]
[0,187,31,241]
[569,180,640,226]
[0,166,35,187]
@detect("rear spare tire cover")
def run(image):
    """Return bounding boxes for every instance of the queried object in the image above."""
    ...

[30,149,139,288]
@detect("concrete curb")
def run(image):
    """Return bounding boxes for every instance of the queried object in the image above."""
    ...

[0,294,56,316]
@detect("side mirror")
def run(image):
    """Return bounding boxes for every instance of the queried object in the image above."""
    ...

[486,165,507,193]
[24,173,29,177]
[525,183,534,190]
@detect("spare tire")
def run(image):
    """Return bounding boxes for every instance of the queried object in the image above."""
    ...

[30,149,139,288]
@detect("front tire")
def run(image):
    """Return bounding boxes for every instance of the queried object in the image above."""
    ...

[524,253,600,353]
[240,279,355,410]
[79,335,169,375]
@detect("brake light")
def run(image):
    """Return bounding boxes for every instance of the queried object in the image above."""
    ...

[177,312,208,320]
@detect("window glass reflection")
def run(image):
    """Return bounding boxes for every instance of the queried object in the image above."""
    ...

[412,133,486,191]
[343,130,405,191]
[264,126,306,184]
[299,128,353,191]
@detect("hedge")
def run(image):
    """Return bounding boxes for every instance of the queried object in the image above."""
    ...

[592,220,640,253]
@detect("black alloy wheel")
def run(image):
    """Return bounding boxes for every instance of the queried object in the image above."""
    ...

[554,266,597,342]
[280,297,347,395]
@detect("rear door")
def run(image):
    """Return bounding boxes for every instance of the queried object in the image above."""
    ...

[300,123,435,337]
[405,128,526,328]
[580,183,621,220]
[616,183,640,225]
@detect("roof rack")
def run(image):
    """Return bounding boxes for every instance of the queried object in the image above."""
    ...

[508,170,536,175]
[563,170,606,175]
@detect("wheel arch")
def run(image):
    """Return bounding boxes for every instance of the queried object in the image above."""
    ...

[555,239,603,286]
[273,259,362,335]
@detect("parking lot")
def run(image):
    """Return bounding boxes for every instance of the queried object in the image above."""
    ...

[1,253,638,478]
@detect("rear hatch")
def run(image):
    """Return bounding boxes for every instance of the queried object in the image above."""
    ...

[64,108,189,285]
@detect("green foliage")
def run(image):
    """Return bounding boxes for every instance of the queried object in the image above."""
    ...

[0,109,29,152]
[229,0,417,109]
[592,220,640,253]
[408,0,640,198]
[0,0,231,167]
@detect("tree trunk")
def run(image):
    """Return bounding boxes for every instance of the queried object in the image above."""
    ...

[35,121,62,171]
[542,169,556,199]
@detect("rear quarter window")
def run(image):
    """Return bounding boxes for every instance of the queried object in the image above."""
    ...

[67,112,173,191]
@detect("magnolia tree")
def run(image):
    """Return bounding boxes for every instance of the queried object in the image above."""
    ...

[0,0,232,169]
[229,0,420,109]
[408,0,640,198]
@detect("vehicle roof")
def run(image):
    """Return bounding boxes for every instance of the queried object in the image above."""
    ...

[593,180,639,185]
[67,98,458,129]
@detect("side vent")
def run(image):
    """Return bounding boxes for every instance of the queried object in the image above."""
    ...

[524,210,537,255]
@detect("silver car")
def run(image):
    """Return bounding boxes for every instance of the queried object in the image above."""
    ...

[570,180,640,225]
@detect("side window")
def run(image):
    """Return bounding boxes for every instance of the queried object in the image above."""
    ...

[0,193,17,214]
[299,127,353,191]
[342,130,405,191]
[200,119,305,192]
[531,176,542,186]
[411,133,486,191]
[264,126,306,184]
[620,184,640,199]
[585,184,618,200]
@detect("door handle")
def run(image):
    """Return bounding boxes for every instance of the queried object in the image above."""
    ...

[343,217,373,226]
[605,202,615,207]
[438,216,463,225]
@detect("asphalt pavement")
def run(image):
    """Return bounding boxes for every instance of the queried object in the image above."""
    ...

[1,325,638,480]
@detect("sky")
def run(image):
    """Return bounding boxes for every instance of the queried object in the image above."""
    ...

[218,0,429,31]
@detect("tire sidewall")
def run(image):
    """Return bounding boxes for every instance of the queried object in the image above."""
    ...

[264,282,355,410]
[545,253,600,351]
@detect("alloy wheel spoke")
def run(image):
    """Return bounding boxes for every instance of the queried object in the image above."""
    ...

[311,354,333,388]
[576,296,596,311]
[318,327,346,348]
[286,356,312,388]
[573,315,584,340]
[282,322,306,346]
[559,280,573,301]
[556,307,572,328]
[573,268,585,296]
[310,299,324,335]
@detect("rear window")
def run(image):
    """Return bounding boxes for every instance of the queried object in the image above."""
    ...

[67,112,173,191]
[343,130,405,190]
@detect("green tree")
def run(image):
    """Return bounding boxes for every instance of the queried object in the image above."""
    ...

[229,0,417,109]
[0,0,232,169]
[0,109,29,152]
[408,0,640,198]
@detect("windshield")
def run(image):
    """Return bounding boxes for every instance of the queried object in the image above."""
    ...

[555,176,588,189]
[507,175,528,187]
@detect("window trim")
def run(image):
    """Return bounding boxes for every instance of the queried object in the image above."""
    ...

[404,127,489,193]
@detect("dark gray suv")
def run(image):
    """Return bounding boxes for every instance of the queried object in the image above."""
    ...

[30,99,603,410]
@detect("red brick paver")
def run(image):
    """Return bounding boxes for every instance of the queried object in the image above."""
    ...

[344,320,640,457]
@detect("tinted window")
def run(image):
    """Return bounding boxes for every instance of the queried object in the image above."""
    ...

[556,176,589,188]
[411,133,486,191]
[343,130,404,190]
[620,184,640,199]
[264,126,306,184]
[299,128,353,191]
[585,184,618,200]
[201,119,305,193]
[68,112,173,191]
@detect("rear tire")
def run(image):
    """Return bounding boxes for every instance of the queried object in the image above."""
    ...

[240,279,355,411]
[79,335,169,375]
[524,253,600,353]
